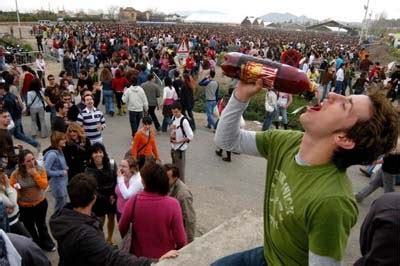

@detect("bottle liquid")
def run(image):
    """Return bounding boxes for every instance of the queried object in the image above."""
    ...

[221,52,315,94]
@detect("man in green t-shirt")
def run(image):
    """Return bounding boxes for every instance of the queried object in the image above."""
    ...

[213,79,398,266]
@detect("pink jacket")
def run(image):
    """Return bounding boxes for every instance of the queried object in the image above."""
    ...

[119,191,187,259]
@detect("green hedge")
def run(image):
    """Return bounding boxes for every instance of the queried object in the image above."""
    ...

[194,87,308,131]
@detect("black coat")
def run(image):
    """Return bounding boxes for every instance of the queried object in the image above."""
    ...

[50,206,155,266]
[63,137,91,179]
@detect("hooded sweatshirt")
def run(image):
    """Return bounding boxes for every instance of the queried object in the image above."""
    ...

[122,85,149,112]
[50,205,155,266]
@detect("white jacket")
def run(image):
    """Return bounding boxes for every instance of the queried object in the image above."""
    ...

[265,90,277,113]
[122,85,149,112]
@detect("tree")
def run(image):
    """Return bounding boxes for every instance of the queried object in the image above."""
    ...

[107,5,118,20]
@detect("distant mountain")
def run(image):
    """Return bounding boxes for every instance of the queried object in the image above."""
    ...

[259,12,319,24]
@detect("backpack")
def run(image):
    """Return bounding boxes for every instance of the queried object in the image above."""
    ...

[172,116,191,143]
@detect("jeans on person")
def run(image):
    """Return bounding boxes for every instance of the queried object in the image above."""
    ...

[162,115,172,132]
[148,105,160,130]
[211,246,267,266]
[206,100,217,129]
[30,107,48,138]
[356,168,396,202]
[12,118,39,148]
[334,80,344,95]
[262,110,276,131]
[276,106,288,125]
[129,111,143,137]
[321,81,331,100]
[103,90,115,114]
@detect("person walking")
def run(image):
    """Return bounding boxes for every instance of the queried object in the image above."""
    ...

[122,76,148,137]
[142,73,161,131]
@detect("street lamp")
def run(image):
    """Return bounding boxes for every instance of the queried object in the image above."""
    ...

[15,0,22,39]
[359,0,370,44]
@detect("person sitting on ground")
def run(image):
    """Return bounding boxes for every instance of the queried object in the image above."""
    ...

[50,173,178,266]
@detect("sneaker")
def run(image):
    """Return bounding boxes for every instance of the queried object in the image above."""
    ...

[359,168,371,177]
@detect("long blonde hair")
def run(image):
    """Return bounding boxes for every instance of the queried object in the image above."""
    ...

[66,122,86,144]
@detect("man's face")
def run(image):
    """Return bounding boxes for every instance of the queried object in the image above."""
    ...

[63,96,72,106]
[166,169,176,186]
[0,112,10,127]
[48,76,56,86]
[60,103,69,116]
[84,95,94,107]
[300,92,372,138]
[171,108,181,118]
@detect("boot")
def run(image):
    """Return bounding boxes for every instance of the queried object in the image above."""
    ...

[274,122,279,129]
[118,108,122,116]
[222,151,232,162]
[122,105,127,114]
[283,124,288,130]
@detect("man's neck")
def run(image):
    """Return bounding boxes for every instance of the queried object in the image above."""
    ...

[0,124,8,130]
[74,206,92,216]
[298,133,335,166]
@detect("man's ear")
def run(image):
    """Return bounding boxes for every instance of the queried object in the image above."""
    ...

[334,133,355,150]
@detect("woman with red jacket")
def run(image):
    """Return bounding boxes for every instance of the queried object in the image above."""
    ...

[119,162,187,259]
[112,69,129,115]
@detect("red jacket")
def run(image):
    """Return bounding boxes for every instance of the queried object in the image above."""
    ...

[119,192,187,259]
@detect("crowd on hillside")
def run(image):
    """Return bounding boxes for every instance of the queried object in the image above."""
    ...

[0,21,398,265]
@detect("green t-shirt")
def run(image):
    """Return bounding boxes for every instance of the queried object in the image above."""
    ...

[255,130,358,265]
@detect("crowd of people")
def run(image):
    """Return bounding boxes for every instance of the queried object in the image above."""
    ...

[0,20,398,265]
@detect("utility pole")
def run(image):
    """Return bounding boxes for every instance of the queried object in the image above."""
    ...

[359,0,369,44]
[15,0,22,39]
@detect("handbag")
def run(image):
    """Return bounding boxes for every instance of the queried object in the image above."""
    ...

[121,195,138,253]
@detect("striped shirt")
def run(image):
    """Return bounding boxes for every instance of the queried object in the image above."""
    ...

[77,107,106,143]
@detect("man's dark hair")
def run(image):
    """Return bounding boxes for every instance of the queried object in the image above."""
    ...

[170,102,182,111]
[129,76,138,86]
[147,73,154,81]
[210,70,216,78]
[140,162,169,195]
[68,173,97,208]
[0,108,8,115]
[142,116,152,125]
[47,74,54,81]
[333,92,399,170]
[163,163,180,179]
[55,101,66,112]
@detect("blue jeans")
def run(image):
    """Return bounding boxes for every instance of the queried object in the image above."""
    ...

[206,100,217,129]
[162,115,172,132]
[262,110,276,131]
[211,246,267,266]
[321,81,331,100]
[276,106,288,125]
[129,111,142,137]
[12,118,39,148]
[334,80,344,95]
[103,90,114,114]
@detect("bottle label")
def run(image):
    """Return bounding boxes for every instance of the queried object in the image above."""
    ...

[240,62,278,88]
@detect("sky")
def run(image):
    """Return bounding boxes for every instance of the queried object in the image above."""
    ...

[1,0,399,23]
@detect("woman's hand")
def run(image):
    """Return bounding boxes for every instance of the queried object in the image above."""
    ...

[159,250,179,260]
